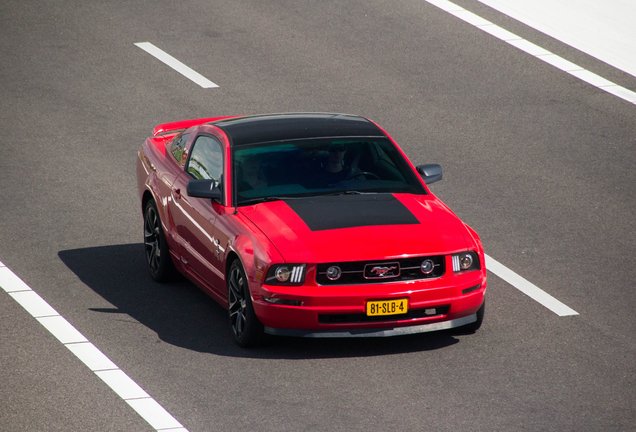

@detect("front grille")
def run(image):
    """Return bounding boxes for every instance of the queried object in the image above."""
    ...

[318,305,449,324]
[316,255,445,285]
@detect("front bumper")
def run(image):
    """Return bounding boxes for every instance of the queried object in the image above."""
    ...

[264,313,476,338]
[252,269,486,333]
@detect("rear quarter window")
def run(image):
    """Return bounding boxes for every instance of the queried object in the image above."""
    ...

[170,133,190,165]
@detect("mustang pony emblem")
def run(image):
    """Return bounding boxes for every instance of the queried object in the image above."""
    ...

[370,266,398,277]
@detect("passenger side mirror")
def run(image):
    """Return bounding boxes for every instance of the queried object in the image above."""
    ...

[416,164,443,184]
[186,179,222,200]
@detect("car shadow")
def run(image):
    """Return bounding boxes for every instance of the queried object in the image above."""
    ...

[58,244,461,359]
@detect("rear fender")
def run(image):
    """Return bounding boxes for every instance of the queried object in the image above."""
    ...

[142,171,183,257]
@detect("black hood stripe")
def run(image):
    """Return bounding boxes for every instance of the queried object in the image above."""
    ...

[283,194,420,231]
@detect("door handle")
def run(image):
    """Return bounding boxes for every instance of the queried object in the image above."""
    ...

[172,188,181,199]
[214,239,221,259]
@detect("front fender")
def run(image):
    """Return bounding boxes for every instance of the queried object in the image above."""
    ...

[224,216,285,303]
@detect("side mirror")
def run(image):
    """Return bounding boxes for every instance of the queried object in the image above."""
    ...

[186,179,222,200]
[416,164,443,184]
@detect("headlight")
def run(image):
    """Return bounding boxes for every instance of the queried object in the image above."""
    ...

[275,267,291,282]
[266,264,307,285]
[452,252,480,273]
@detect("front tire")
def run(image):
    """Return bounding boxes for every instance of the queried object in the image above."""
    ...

[462,300,485,333]
[143,199,175,282]
[227,259,265,347]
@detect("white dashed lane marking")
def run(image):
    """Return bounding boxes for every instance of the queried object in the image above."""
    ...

[1,249,577,432]
[135,42,219,89]
[425,0,636,104]
[485,255,578,316]
[421,0,592,315]
[0,261,189,432]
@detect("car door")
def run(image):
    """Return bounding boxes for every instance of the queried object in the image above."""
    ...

[169,134,226,294]
[159,132,191,257]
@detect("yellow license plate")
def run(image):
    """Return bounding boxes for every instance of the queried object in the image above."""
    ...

[366,299,408,316]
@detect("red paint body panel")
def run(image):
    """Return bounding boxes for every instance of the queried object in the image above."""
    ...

[136,113,487,336]
[239,194,470,264]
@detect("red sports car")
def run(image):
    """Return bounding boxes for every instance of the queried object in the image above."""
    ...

[136,113,486,346]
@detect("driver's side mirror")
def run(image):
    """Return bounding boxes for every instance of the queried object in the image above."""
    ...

[416,164,443,184]
[186,179,222,200]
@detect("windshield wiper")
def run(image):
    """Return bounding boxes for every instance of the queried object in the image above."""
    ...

[239,196,301,205]
[327,191,376,196]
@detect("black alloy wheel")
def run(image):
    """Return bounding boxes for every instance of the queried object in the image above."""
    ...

[143,200,174,282]
[227,259,265,347]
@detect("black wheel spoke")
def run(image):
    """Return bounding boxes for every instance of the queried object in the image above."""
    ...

[152,249,160,270]
[236,311,245,336]
[143,200,175,282]
[144,209,159,273]
[228,267,248,337]
[227,260,264,346]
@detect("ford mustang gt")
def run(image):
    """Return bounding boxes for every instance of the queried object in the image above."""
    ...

[136,113,486,347]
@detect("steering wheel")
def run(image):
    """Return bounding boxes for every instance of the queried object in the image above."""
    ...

[345,171,381,181]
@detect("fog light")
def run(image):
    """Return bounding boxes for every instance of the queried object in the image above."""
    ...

[420,259,435,274]
[275,266,291,282]
[326,266,342,281]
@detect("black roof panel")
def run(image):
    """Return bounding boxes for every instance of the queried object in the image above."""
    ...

[210,113,385,146]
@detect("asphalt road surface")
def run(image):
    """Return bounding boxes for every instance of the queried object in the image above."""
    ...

[1,0,635,431]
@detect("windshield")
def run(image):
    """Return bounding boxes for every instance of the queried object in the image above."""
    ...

[232,138,426,206]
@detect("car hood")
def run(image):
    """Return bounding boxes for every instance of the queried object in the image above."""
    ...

[239,193,472,263]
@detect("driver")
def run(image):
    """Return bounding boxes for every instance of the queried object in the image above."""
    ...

[314,143,349,186]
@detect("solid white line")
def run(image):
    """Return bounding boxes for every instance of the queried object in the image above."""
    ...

[478,24,521,41]
[9,291,59,318]
[536,54,583,72]
[568,69,615,87]
[425,0,632,313]
[0,262,188,432]
[427,0,462,12]
[135,42,219,88]
[126,398,186,430]
[507,39,552,56]
[600,85,636,103]
[0,266,33,292]
[66,342,119,372]
[449,9,492,26]
[424,0,636,106]
[37,316,89,344]
[476,0,636,80]
[485,254,578,316]
[94,369,151,400]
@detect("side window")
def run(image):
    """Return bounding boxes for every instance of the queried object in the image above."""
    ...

[170,133,190,164]
[187,135,224,185]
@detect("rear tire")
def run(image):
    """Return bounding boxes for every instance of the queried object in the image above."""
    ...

[143,199,175,282]
[227,259,265,347]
